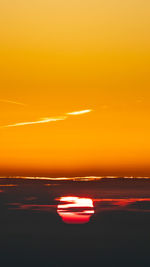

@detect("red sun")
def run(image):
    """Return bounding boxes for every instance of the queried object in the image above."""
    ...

[57,196,94,224]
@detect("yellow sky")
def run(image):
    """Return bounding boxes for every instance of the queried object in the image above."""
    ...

[0,0,150,176]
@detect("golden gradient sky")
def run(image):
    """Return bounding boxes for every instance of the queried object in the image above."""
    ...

[0,0,150,176]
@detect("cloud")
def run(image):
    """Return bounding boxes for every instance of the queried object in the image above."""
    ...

[66,109,92,116]
[0,99,26,106]
[0,109,92,128]
[1,116,67,128]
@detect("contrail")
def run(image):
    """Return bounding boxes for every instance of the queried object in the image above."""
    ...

[0,99,26,106]
[66,109,92,116]
[1,116,67,128]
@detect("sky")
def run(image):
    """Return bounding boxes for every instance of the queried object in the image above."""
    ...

[0,0,150,177]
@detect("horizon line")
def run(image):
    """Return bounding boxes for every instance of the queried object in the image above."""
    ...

[1,176,150,181]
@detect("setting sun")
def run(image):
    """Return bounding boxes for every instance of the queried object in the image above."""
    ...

[57,196,94,224]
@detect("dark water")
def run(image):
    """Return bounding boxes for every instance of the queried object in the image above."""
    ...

[0,178,150,267]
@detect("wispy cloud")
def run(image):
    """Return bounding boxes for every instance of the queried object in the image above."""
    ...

[0,99,26,106]
[1,109,92,128]
[67,109,92,116]
[1,116,67,128]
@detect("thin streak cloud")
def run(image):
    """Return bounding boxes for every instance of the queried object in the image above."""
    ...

[0,99,26,106]
[1,117,67,128]
[67,109,92,116]
[1,109,92,128]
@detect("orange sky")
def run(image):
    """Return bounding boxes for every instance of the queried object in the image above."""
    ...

[0,0,150,177]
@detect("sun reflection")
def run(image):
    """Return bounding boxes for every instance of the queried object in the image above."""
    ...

[57,196,94,224]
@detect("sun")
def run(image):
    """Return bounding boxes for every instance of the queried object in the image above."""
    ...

[57,196,94,224]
